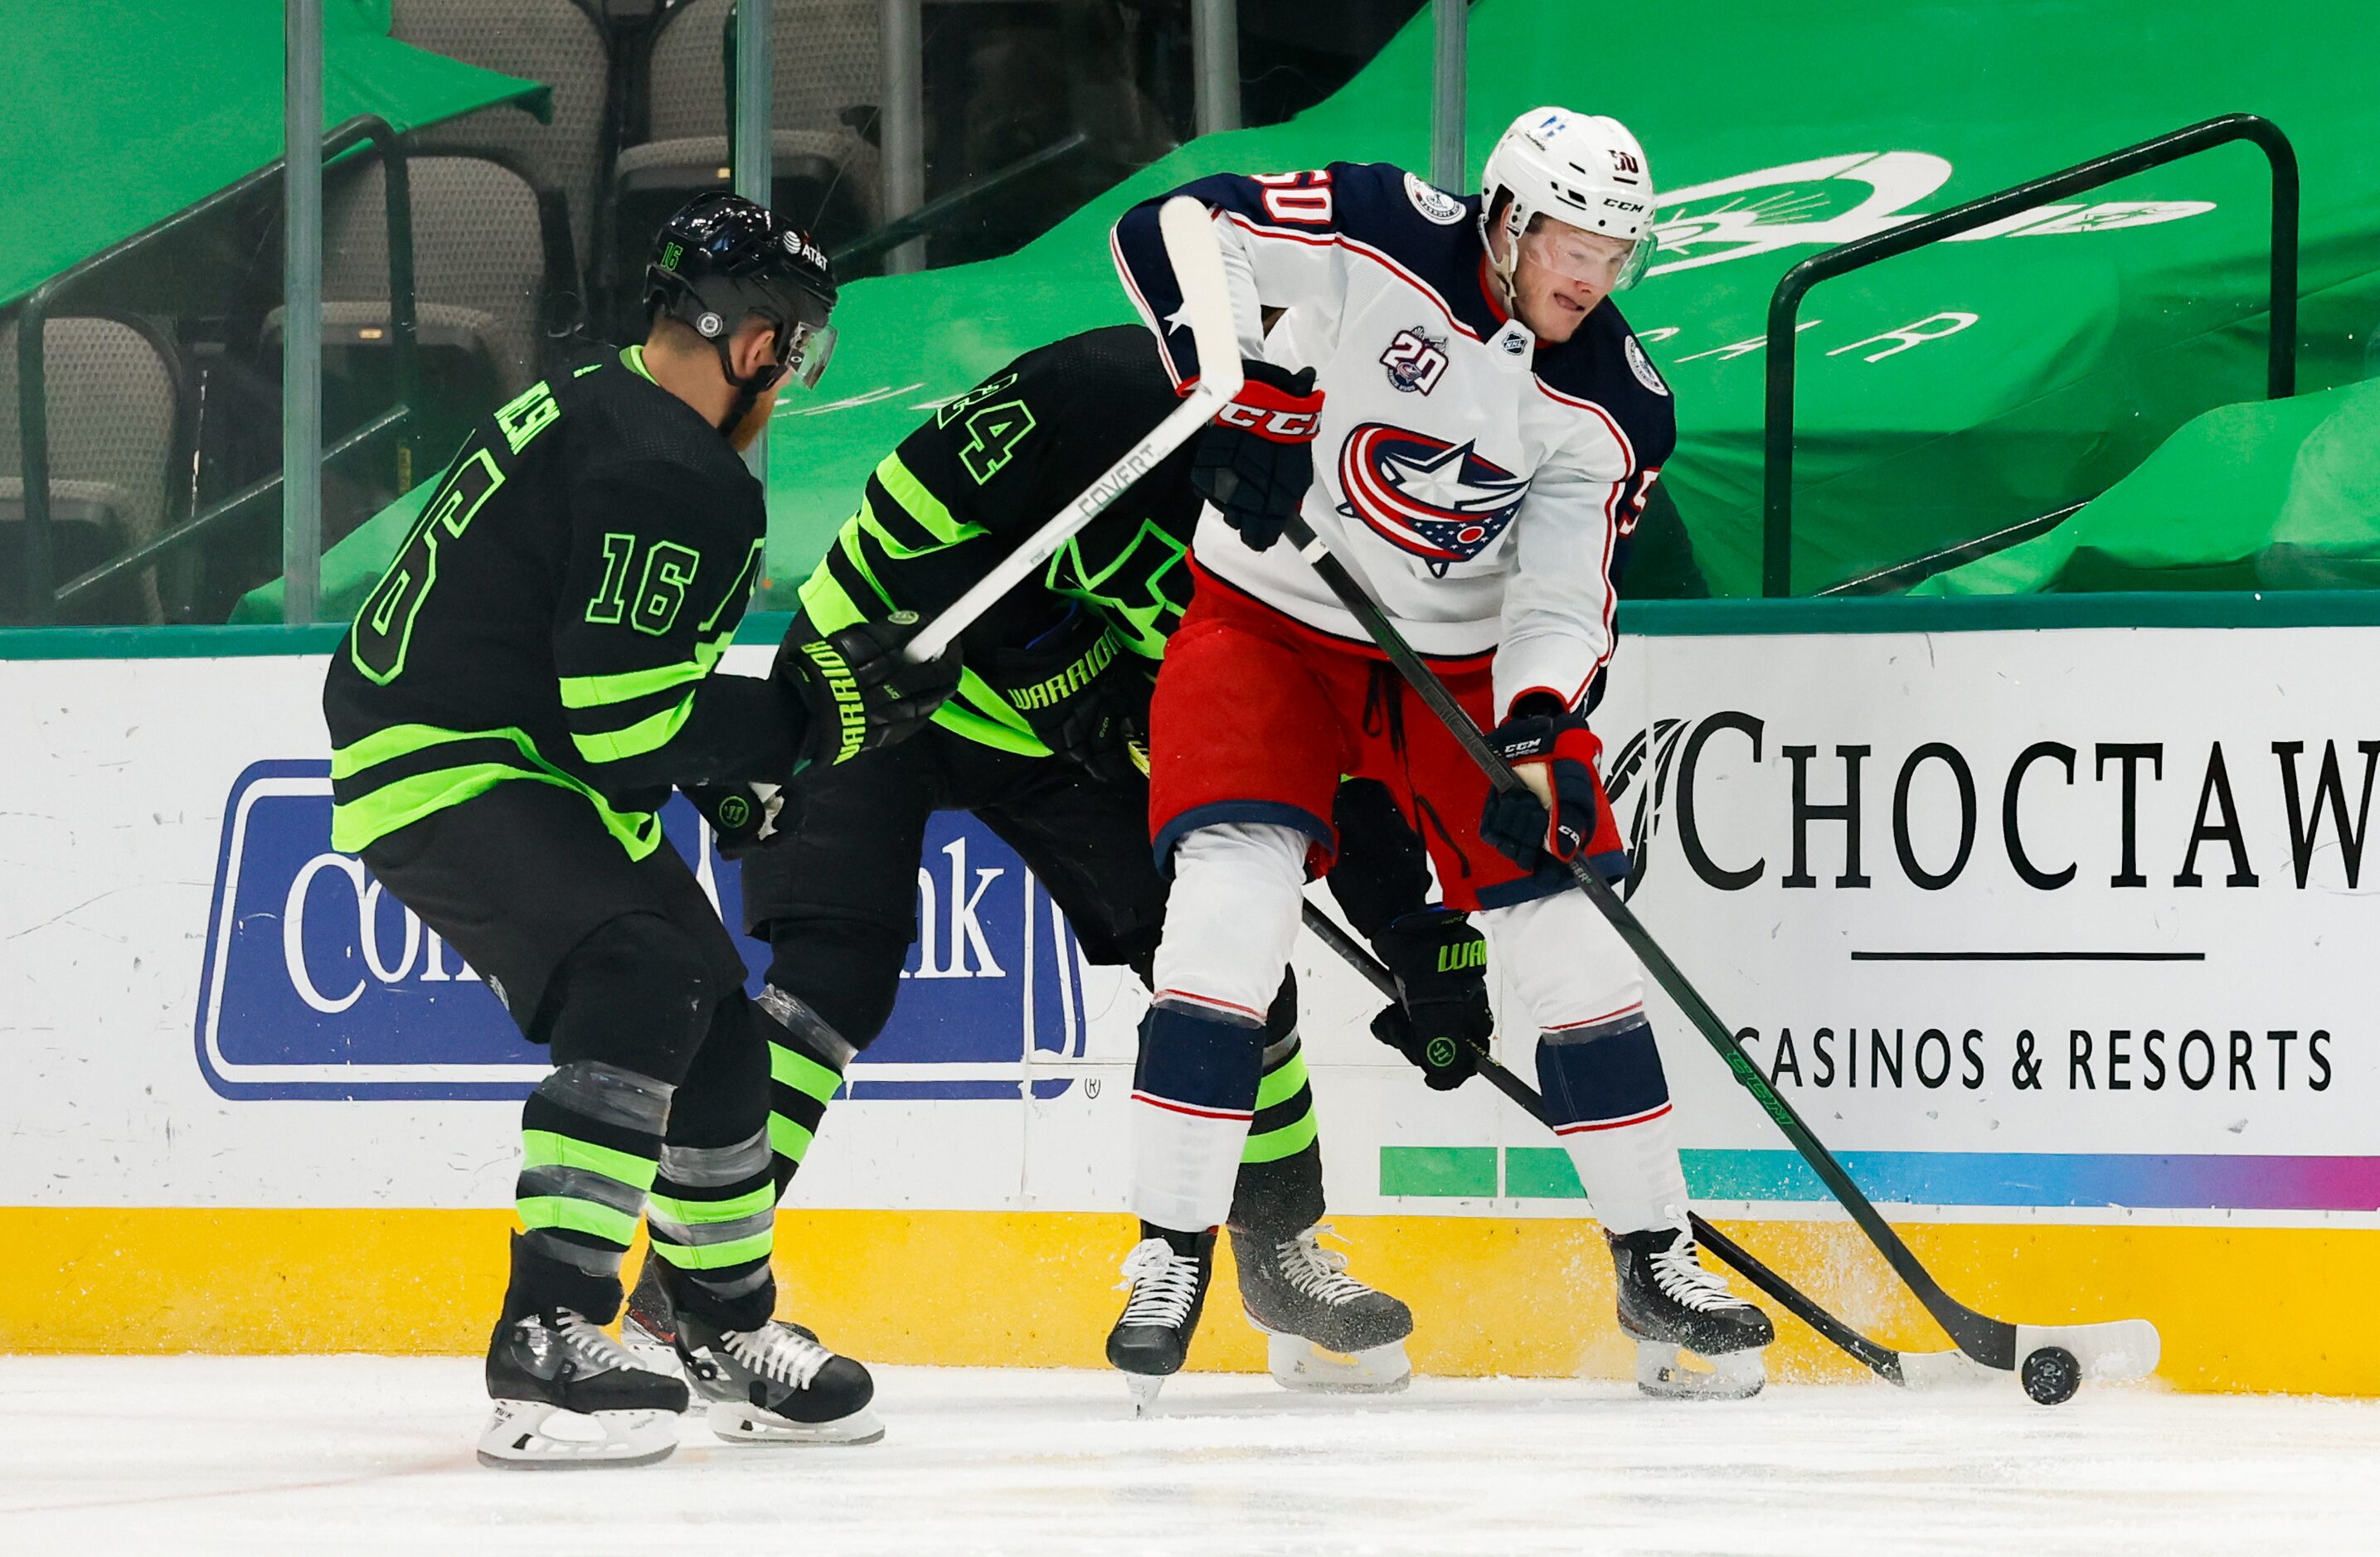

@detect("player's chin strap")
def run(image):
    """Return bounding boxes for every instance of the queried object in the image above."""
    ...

[708,337,787,437]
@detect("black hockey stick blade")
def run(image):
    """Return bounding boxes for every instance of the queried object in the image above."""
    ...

[1276,514,2158,1393]
[1297,900,1915,1387]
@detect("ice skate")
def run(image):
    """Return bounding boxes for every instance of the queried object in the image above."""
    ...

[619,1257,692,1397]
[1106,1231,1214,1415]
[478,1307,688,1469]
[1231,1222,1413,1393]
[674,1311,884,1444]
[1608,1218,1775,1401]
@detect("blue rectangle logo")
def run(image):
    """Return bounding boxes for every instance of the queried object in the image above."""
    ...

[194,761,1087,1101]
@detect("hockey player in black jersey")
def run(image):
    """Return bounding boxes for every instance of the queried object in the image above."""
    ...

[618,324,1494,1404]
[323,194,960,1468]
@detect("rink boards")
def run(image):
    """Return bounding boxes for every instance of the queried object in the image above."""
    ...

[3,595,2378,1393]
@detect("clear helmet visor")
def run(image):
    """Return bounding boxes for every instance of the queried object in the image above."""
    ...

[764,318,837,391]
[1519,224,1649,292]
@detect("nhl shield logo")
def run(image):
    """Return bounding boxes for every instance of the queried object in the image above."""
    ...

[1336,424,1530,576]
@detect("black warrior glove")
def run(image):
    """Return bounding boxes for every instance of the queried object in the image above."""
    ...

[1479,701,1608,872]
[1368,908,1491,1091]
[1190,361,1324,551]
[774,609,963,773]
[682,780,786,860]
[984,606,1152,784]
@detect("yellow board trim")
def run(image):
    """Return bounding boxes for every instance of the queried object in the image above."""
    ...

[0,1207,2372,1395]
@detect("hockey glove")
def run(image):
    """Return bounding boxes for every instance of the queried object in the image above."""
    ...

[1368,908,1491,1091]
[1191,361,1324,551]
[1479,700,1610,872]
[684,780,786,860]
[774,609,963,772]
[984,607,1153,786]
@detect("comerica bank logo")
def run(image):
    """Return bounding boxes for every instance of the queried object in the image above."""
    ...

[195,761,1087,1101]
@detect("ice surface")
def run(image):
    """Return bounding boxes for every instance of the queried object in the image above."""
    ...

[2,1357,2375,1555]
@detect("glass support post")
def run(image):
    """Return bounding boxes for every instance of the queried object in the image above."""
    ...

[281,0,323,624]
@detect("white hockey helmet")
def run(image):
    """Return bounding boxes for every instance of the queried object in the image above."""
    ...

[1479,107,1657,295]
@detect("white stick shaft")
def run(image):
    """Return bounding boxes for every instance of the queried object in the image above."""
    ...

[903,196,1243,663]
[901,384,1222,662]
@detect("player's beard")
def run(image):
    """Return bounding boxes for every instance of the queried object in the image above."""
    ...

[725,387,777,451]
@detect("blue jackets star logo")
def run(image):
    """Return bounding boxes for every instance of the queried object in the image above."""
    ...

[1335,423,1531,575]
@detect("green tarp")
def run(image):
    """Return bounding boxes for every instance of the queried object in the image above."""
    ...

[264,0,2380,619]
[1914,378,2380,594]
[0,0,546,309]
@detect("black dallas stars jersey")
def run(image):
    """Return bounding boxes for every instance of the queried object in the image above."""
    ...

[795,325,1201,757]
[324,346,788,860]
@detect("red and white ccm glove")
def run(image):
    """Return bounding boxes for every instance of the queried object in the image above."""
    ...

[1189,361,1324,551]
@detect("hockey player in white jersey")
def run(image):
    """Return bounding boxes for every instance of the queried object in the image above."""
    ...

[1101,107,1775,1404]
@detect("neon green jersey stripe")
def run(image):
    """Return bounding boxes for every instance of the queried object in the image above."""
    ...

[329,720,518,780]
[517,1196,640,1245]
[646,1184,775,1227]
[1255,1050,1312,1112]
[770,1045,843,1106]
[520,1129,660,1191]
[556,640,723,709]
[648,1229,775,1270]
[1240,1109,1319,1165]
[570,689,697,763]
[330,765,659,859]
[874,454,985,546]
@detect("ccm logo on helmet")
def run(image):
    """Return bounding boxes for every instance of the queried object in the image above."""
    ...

[1215,401,1319,441]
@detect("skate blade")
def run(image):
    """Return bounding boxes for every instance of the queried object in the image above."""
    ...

[1263,1331,1413,1395]
[2018,1319,2161,1385]
[705,1399,886,1446]
[1632,1339,1765,1403]
[1125,1374,1166,1418]
[476,1399,678,1469]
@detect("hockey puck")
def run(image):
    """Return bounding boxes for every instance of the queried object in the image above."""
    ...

[2020,1345,2081,1405]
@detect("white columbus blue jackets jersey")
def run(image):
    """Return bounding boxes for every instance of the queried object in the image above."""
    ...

[1110,161,1676,721]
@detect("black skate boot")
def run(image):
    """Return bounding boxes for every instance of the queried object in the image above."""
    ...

[1105,1229,1214,1415]
[1231,1222,1413,1393]
[619,1256,691,1396]
[674,1310,883,1445]
[478,1307,690,1469]
[1608,1219,1775,1401]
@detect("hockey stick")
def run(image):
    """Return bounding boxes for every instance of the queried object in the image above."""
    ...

[1275,512,2158,1403]
[902,198,1242,664]
[1298,901,1942,1388]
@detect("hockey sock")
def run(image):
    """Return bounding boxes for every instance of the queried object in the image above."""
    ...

[1536,1012,1692,1236]
[1130,1002,1265,1232]
[512,1060,674,1320]
[756,985,854,1203]
[1227,1033,1327,1235]
[647,995,778,1331]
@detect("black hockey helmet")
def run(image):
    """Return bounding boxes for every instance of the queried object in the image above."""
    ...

[644,193,838,426]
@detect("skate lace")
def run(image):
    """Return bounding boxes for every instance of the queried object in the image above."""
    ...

[1648,1227,1748,1315]
[724,1323,833,1390]
[555,1310,648,1375]
[1115,1238,1201,1327]
[1274,1224,1372,1307]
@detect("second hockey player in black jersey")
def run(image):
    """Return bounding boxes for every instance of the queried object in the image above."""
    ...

[620,324,1501,1405]
[324,194,959,1468]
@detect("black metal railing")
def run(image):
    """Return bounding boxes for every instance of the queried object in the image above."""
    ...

[1761,112,2299,598]
[13,114,416,623]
